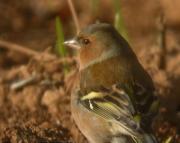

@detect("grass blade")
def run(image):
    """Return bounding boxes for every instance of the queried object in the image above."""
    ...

[55,16,67,57]
[113,0,129,41]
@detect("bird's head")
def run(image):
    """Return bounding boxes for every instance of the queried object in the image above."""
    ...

[64,23,132,70]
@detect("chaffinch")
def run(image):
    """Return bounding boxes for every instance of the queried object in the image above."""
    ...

[64,23,158,143]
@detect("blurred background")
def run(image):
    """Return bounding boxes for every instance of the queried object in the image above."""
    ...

[0,0,179,143]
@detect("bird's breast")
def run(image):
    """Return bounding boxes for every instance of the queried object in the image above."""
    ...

[80,56,132,91]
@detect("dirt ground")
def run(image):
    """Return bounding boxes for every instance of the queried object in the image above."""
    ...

[0,0,179,143]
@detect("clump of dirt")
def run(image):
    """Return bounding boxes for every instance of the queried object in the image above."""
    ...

[138,32,180,143]
[0,56,76,143]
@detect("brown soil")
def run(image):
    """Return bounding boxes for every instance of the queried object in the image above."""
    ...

[0,0,179,143]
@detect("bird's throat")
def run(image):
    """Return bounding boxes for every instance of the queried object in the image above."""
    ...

[79,48,120,70]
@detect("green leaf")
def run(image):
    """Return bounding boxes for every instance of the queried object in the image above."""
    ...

[133,114,141,123]
[164,136,172,143]
[55,16,69,74]
[113,0,129,41]
[55,16,67,57]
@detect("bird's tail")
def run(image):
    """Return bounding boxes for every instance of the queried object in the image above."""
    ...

[140,133,158,143]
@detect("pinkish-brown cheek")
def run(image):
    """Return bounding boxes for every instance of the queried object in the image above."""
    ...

[79,45,102,67]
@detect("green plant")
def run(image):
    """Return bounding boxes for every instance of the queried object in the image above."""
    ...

[55,16,67,57]
[113,0,129,41]
[55,16,68,73]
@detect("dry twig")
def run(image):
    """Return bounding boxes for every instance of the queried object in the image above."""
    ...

[67,0,80,33]
[157,14,167,70]
[10,74,38,90]
[0,39,78,64]
[0,40,56,59]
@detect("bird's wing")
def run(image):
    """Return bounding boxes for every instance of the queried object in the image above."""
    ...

[133,82,153,109]
[79,85,142,141]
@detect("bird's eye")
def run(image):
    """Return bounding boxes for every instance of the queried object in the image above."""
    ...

[82,38,90,45]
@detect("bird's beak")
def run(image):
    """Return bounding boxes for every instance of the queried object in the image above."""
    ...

[64,38,80,50]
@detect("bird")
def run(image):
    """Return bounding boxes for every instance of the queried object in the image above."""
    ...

[64,23,158,143]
